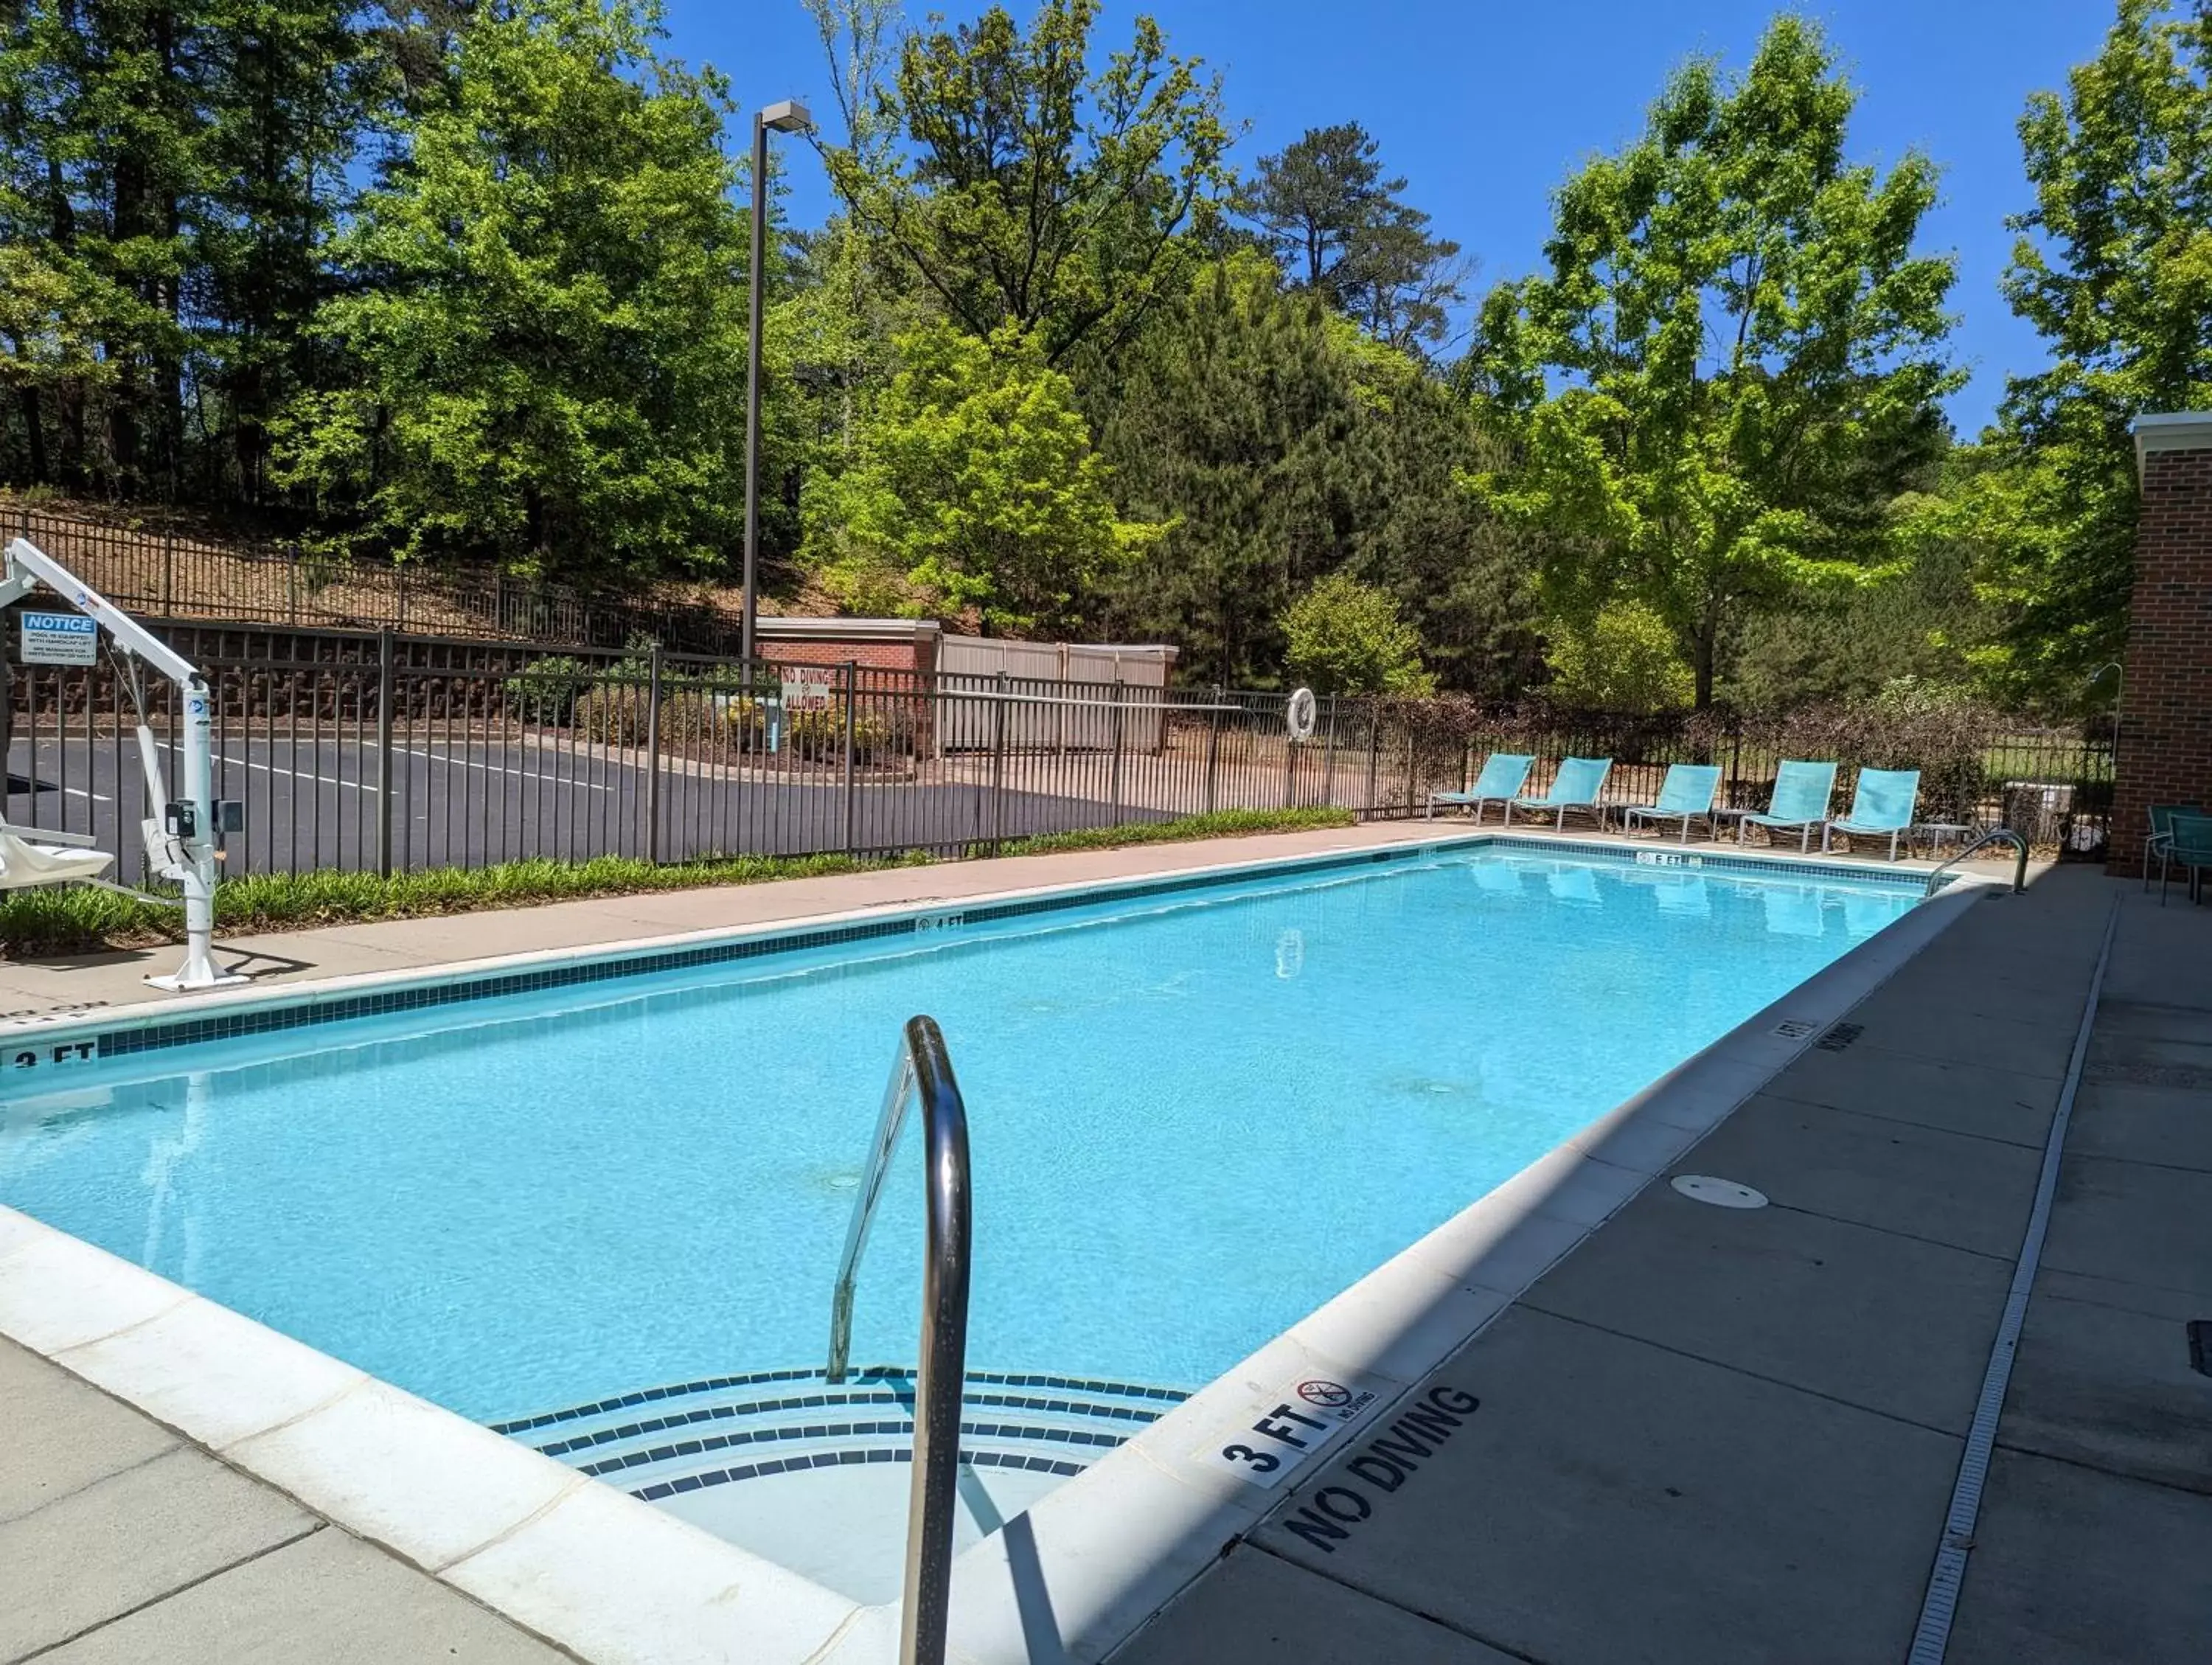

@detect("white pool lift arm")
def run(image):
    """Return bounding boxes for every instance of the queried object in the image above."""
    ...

[0,535,245,991]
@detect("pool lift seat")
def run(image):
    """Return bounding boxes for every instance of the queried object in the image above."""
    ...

[0,820,114,890]
[0,536,246,990]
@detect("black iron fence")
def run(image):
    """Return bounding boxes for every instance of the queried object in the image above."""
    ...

[1397,701,2113,858]
[3,500,752,656]
[0,618,2112,883]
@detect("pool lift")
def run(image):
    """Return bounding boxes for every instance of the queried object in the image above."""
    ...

[1,535,247,991]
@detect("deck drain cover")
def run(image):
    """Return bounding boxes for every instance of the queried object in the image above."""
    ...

[1672,1174,1769,1209]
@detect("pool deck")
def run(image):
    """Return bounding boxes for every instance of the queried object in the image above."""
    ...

[4,828,2205,1663]
[1113,861,2212,1665]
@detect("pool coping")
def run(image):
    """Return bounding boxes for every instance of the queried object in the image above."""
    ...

[0,830,1994,1665]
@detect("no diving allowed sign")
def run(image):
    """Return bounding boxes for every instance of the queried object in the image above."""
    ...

[21,611,97,665]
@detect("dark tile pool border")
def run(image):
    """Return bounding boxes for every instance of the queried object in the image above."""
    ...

[62,834,1941,1071]
[633,1445,1089,1503]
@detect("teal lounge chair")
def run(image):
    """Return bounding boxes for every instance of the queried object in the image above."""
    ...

[1619,763,1723,844]
[2143,802,2202,897]
[1738,760,1837,852]
[2162,811,2212,906]
[1823,768,1920,861]
[1427,753,1533,824]
[1507,757,1613,831]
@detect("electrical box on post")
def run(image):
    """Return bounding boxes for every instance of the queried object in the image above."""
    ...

[165,802,197,839]
[215,801,245,834]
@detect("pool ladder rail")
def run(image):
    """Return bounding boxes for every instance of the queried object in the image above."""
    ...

[827,1015,972,1665]
[1923,827,2028,897]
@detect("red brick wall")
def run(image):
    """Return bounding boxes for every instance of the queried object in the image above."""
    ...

[2108,441,2212,875]
[754,630,936,681]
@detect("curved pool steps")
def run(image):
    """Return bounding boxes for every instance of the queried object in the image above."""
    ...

[496,1367,1189,1501]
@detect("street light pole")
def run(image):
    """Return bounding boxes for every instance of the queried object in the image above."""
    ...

[742,98,813,667]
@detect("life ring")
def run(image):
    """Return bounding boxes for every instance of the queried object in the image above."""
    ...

[1285,686,1318,741]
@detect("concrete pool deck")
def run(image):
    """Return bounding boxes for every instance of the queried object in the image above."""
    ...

[4,830,2202,1663]
[1115,862,2212,1665]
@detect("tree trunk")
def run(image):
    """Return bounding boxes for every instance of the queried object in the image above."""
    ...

[1692,591,1719,710]
[44,157,83,490]
[16,384,49,485]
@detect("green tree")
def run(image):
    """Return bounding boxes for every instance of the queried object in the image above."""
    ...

[0,0,213,496]
[1281,571,1434,694]
[196,0,375,501]
[272,0,751,577]
[0,0,378,503]
[1095,253,1533,686]
[1470,15,1960,707]
[1242,121,1468,355]
[1544,601,1693,712]
[1971,0,2212,703]
[799,321,1164,634]
[824,0,1233,369]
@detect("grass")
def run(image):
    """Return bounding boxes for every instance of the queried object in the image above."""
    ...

[0,806,1359,959]
[985,805,1355,857]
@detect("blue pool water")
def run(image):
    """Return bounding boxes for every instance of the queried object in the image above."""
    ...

[0,847,1919,1421]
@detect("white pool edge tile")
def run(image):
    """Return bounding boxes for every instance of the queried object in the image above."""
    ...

[0,1205,861,1663]
[0,835,1994,1665]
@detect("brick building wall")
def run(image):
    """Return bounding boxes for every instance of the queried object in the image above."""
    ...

[2109,414,2212,876]
[754,620,939,681]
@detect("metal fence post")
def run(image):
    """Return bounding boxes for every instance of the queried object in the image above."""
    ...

[1364,699,1381,813]
[1321,699,1338,807]
[1204,686,1222,814]
[1282,701,1295,807]
[841,660,858,855]
[161,530,175,616]
[644,642,664,863]
[375,629,394,876]
[287,543,299,624]
[989,670,1009,850]
[396,566,408,633]
[1109,678,1125,822]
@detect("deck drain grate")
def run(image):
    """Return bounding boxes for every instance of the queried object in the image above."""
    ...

[1773,1019,1819,1040]
[2189,1321,2211,1379]
[1817,1023,1863,1052]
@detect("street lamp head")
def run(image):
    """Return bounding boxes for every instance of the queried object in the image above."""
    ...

[759,99,813,134]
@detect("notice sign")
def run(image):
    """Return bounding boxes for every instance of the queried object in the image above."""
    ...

[21,611,97,665]
[780,672,834,712]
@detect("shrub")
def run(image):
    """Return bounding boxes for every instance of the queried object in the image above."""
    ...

[776,699,926,762]
[504,655,594,725]
[1740,689,2003,824]
[1281,574,1436,695]
[1543,603,1694,714]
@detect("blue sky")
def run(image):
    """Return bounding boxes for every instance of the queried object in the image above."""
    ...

[660,0,2118,435]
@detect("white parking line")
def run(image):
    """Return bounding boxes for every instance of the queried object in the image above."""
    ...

[394,746,619,795]
[209,745,620,795]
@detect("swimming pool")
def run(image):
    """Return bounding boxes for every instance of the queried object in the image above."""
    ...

[0,838,1929,1599]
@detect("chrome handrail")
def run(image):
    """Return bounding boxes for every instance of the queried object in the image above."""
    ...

[826,1015,972,1665]
[1924,827,2029,897]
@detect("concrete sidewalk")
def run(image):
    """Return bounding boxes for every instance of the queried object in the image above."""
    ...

[0,1337,565,1664]
[1114,866,2212,1665]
